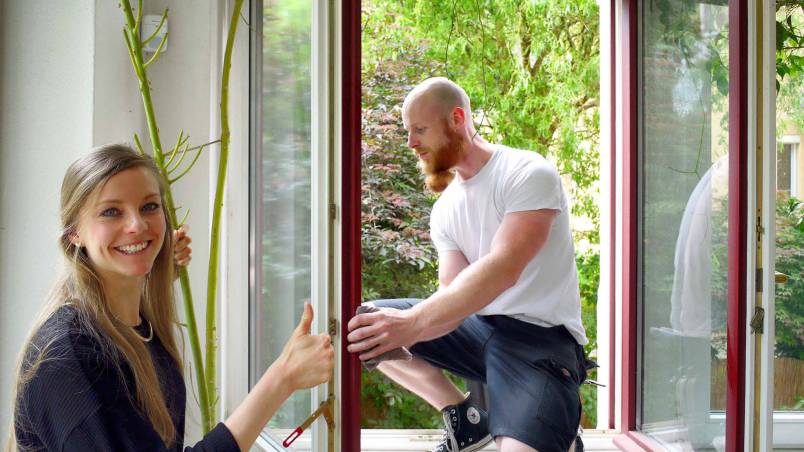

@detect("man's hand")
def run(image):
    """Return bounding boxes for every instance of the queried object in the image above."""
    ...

[346,307,420,361]
[173,224,192,267]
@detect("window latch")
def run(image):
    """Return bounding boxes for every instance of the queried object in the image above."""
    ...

[750,306,765,334]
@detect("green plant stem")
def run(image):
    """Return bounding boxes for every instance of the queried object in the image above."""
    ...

[205,0,245,419]
[119,0,212,433]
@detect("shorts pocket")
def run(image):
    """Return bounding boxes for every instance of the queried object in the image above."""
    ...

[533,360,581,439]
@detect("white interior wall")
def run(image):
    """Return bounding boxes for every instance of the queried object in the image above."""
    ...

[1,0,217,444]
[0,1,96,442]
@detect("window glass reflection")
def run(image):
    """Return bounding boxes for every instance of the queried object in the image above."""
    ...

[639,0,729,448]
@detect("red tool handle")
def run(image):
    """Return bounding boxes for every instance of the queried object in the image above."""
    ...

[282,427,303,448]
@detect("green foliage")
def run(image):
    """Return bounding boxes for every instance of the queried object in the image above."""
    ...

[363,0,601,243]
[576,250,599,426]
[775,194,804,360]
[361,0,601,429]
[777,6,804,137]
[776,2,804,90]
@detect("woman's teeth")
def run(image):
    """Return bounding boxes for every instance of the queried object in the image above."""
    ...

[116,242,149,254]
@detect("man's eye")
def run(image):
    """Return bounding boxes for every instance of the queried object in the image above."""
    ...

[416,127,426,134]
[142,202,160,212]
[100,208,119,217]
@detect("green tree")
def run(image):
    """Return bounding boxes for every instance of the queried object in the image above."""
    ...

[361,0,601,428]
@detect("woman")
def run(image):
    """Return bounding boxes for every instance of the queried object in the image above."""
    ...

[11,144,334,451]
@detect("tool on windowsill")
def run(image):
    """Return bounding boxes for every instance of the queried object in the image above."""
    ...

[282,396,335,448]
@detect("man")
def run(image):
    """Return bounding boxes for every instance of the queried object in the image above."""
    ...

[347,78,588,452]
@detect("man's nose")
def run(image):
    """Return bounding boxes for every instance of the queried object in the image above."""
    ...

[407,134,418,149]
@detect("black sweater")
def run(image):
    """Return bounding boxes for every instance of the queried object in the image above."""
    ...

[15,305,239,452]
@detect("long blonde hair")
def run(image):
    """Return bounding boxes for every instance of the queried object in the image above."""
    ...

[10,144,183,448]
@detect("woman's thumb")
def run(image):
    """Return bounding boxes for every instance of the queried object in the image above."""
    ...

[293,302,313,337]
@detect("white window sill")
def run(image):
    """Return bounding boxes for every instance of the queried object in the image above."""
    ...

[256,429,620,451]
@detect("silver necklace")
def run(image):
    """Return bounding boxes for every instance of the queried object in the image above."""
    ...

[136,317,154,342]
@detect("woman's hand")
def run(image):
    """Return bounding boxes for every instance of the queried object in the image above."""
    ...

[276,303,334,390]
[173,224,192,267]
[223,303,334,451]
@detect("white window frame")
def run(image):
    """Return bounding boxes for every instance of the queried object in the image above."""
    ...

[761,3,804,447]
[222,0,619,450]
[221,0,333,450]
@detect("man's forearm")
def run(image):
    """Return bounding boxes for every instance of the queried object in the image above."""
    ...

[411,251,520,342]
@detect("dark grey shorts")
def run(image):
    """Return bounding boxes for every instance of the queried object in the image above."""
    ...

[371,298,585,452]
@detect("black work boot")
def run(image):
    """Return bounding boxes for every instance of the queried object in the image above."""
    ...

[432,394,492,452]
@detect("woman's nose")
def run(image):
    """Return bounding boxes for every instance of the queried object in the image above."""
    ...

[125,213,147,233]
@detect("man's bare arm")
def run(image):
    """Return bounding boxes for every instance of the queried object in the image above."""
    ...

[347,209,557,359]
[412,209,557,341]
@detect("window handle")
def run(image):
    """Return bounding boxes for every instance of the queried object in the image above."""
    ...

[282,395,335,448]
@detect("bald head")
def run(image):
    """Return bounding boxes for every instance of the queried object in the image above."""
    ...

[402,77,472,130]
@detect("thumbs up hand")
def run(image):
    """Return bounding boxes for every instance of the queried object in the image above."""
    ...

[276,303,335,391]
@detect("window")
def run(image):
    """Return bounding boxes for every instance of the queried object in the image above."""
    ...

[637,1,730,448]
[778,137,800,197]
[250,0,326,448]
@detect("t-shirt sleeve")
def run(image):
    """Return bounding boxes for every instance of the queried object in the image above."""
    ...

[429,202,460,253]
[503,160,563,214]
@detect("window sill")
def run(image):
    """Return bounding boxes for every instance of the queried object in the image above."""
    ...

[258,429,619,451]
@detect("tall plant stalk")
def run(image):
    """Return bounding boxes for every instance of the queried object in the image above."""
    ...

[205,0,245,418]
[119,0,244,433]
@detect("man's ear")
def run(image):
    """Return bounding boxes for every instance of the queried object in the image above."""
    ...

[451,107,467,128]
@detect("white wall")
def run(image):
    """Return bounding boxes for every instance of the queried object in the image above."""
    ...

[0,0,96,442]
[1,0,218,444]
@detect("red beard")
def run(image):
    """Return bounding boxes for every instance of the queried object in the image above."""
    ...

[419,121,464,193]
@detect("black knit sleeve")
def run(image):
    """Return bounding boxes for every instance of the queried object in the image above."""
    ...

[182,422,240,452]
[61,414,239,452]
[15,332,104,451]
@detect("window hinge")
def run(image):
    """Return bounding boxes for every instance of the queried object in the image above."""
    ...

[329,203,338,221]
[756,213,764,237]
[750,306,765,334]
[328,318,338,339]
[756,267,763,292]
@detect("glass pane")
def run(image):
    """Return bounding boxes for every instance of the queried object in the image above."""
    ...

[254,0,313,436]
[774,5,803,414]
[639,0,729,448]
[777,143,793,193]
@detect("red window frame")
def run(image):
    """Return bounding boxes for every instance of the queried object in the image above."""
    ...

[342,1,362,451]
[613,0,748,450]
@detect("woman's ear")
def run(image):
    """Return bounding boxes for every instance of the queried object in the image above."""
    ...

[68,232,82,248]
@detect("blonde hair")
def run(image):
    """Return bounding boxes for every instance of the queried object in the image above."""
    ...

[10,144,182,449]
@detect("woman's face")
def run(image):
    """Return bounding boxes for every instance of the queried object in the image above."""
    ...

[73,166,166,284]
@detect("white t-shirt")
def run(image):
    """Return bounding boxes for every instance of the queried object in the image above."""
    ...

[430,145,588,345]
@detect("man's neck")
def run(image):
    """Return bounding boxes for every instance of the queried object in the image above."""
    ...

[454,136,495,181]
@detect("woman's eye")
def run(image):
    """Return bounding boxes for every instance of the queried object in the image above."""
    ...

[142,202,160,212]
[100,207,119,217]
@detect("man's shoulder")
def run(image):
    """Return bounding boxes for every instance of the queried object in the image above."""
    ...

[493,145,557,178]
